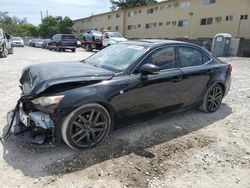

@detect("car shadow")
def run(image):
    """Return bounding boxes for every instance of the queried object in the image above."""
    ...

[1,103,232,178]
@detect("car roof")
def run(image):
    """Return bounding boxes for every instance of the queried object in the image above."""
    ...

[123,39,198,48]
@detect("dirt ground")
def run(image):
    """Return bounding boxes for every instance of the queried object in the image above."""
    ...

[0,47,249,188]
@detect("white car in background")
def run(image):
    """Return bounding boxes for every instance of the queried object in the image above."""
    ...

[102,31,127,47]
[11,37,24,47]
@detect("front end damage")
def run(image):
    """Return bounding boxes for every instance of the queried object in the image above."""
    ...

[7,95,58,144]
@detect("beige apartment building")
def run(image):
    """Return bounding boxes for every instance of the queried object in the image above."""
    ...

[73,0,250,39]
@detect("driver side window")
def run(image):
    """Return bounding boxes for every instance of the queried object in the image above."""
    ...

[141,47,176,70]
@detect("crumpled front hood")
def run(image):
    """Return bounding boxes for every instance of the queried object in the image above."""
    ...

[20,61,114,95]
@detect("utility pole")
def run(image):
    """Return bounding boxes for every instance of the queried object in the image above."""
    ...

[40,11,43,22]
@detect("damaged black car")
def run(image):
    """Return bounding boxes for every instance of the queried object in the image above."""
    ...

[7,40,231,150]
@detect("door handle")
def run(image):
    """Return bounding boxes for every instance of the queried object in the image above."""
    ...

[171,75,183,83]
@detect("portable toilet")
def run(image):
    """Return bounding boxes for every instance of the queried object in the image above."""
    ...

[212,33,232,57]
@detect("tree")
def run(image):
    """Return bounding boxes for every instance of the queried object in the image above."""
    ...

[14,23,39,37]
[39,16,74,38]
[110,0,157,9]
[0,11,27,34]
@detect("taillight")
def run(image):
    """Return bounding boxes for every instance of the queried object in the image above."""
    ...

[227,64,232,76]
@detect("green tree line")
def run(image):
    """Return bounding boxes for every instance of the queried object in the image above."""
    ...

[0,12,74,38]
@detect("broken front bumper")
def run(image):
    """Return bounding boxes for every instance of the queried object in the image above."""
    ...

[7,102,54,144]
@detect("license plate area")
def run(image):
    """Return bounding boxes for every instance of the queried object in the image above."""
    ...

[19,104,30,127]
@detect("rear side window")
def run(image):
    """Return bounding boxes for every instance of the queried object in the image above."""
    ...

[62,35,75,40]
[178,47,203,67]
[142,47,176,70]
[202,53,211,63]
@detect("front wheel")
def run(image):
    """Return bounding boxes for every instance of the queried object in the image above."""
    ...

[61,103,111,150]
[8,47,14,54]
[71,48,76,52]
[0,47,8,58]
[199,84,224,113]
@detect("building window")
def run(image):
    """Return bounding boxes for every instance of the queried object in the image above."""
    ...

[166,21,171,26]
[226,15,233,22]
[116,13,121,18]
[159,22,163,26]
[138,10,142,14]
[128,11,137,17]
[240,14,248,20]
[167,4,172,9]
[180,1,191,8]
[115,26,119,31]
[147,8,154,14]
[108,26,112,30]
[178,20,188,27]
[200,17,213,25]
[145,23,157,29]
[128,25,136,30]
[108,15,112,19]
[203,0,216,5]
[138,24,141,28]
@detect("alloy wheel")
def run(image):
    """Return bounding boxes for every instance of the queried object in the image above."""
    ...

[69,108,108,148]
[207,86,223,112]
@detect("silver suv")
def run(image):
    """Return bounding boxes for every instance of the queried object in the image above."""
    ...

[0,28,14,58]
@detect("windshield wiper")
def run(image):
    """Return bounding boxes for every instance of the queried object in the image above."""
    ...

[80,59,85,63]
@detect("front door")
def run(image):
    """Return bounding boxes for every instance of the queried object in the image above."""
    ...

[121,46,185,121]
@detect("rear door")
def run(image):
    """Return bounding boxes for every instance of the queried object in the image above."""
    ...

[177,45,212,106]
[119,46,185,120]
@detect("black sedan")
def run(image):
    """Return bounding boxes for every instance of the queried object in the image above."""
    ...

[8,40,232,150]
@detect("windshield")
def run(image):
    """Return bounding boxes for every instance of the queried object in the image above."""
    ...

[108,32,123,38]
[85,43,148,72]
[11,37,22,41]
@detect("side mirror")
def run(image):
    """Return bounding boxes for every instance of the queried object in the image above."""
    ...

[141,64,160,75]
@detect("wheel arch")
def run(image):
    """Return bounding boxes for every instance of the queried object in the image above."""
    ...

[54,99,117,143]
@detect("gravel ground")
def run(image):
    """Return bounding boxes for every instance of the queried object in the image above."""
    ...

[0,47,249,188]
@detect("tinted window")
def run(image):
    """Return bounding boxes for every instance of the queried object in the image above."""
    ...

[62,35,75,40]
[178,47,203,67]
[142,47,176,70]
[202,53,211,63]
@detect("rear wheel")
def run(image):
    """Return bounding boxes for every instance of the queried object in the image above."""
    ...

[0,47,8,58]
[71,48,76,52]
[8,47,14,54]
[199,84,224,113]
[86,44,92,52]
[61,103,111,150]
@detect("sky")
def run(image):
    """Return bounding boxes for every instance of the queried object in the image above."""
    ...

[1,0,111,25]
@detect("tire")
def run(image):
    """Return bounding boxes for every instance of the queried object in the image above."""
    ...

[199,84,224,113]
[71,48,76,52]
[61,103,111,150]
[49,45,52,51]
[0,47,8,58]
[86,44,92,52]
[8,47,14,54]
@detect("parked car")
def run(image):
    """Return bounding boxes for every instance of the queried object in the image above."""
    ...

[102,31,127,47]
[0,28,13,58]
[83,30,102,41]
[42,39,51,49]
[48,34,77,52]
[11,37,24,47]
[8,40,232,150]
[34,39,44,48]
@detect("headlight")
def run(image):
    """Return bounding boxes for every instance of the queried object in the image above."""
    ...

[31,95,64,107]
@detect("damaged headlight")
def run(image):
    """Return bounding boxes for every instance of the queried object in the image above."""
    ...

[31,95,64,107]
